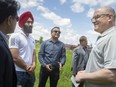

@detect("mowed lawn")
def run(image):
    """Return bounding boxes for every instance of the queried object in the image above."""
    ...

[34,44,73,87]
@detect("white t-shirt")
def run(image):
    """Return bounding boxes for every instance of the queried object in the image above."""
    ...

[9,30,35,72]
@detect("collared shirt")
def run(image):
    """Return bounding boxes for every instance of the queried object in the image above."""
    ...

[9,30,35,72]
[38,39,66,67]
[85,26,116,87]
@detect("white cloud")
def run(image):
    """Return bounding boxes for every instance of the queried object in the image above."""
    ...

[80,0,98,6]
[71,2,84,13]
[60,0,67,4]
[60,28,80,45]
[37,5,48,13]
[54,19,71,27]
[86,8,95,18]
[18,0,44,8]
[32,22,50,40]
[71,0,98,13]
[71,0,116,13]
[72,0,98,6]
[37,6,72,27]
[98,0,116,6]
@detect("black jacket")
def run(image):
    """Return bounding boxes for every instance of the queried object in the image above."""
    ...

[0,34,17,87]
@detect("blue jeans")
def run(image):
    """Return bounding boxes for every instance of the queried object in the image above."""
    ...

[16,71,35,87]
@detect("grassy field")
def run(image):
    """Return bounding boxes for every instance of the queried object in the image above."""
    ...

[34,44,73,87]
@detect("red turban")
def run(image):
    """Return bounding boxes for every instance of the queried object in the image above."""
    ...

[18,11,34,28]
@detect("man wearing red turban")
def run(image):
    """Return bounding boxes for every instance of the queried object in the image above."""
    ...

[18,11,34,28]
[9,11,36,87]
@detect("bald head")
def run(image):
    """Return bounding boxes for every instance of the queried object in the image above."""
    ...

[96,6,116,20]
[102,7,115,13]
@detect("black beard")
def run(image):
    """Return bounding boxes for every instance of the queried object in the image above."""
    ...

[23,26,32,33]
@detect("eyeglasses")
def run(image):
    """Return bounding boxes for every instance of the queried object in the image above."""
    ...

[91,14,110,21]
[53,30,61,34]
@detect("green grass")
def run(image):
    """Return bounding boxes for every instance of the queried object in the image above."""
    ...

[34,44,73,87]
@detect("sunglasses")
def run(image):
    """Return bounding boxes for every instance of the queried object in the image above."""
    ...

[52,30,61,34]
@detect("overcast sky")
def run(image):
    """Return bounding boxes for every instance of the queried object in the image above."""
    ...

[16,0,116,45]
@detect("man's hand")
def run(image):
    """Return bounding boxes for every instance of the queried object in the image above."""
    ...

[26,65,35,76]
[26,65,31,71]
[58,62,62,70]
[45,64,52,72]
[76,70,85,83]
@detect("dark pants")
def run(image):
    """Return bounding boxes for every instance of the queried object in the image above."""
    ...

[16,71,35,87]
[38,66,60,87]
